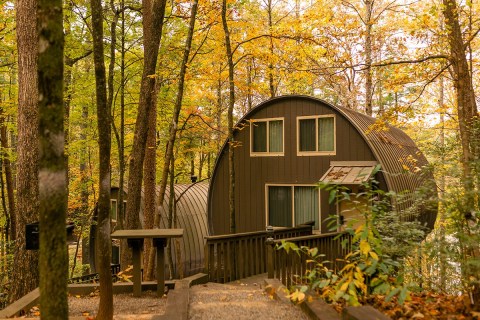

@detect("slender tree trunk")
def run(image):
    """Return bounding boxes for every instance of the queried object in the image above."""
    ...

[123,0,166,269]
[91,0,113,316]
[0,116,15,241]
[166,156,175,279]
[364,0,373,116]
[80,105,90,273]
[12,0,40,301]
[442,0,479,307]
[222,0,236,234]
[267,0,275,98]
[442,0,478,208]
[143,72,159,281]
[37,0,68,316]
[438,73,447,292]
[147,0,198,277]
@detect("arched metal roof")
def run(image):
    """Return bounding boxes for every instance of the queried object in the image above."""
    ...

[336,105,437,229]
[157,183,209,278]
[208,95,437,231]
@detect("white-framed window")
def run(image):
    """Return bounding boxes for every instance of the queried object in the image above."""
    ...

[265,184,320,230]
[250,118,284,156]
[297,115,335,156]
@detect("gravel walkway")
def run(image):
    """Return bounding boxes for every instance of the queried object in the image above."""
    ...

[188,282,309,320]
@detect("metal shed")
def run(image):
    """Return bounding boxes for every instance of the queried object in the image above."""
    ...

[156,183,209,278]
[91,183,209,278]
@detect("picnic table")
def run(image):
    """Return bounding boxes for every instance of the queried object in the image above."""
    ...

[111,229,184,297]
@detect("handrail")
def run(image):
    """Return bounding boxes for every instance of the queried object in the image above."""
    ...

[204,225,312,241]
[267,232,352,287]
[272,232,345,243]
[204,225,313,283]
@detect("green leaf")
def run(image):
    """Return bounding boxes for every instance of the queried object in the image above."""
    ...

[385,287,400,302]
[328,190,336,204]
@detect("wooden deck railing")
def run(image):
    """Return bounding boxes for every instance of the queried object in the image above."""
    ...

[204,225,313,283]
[267,232,352,287]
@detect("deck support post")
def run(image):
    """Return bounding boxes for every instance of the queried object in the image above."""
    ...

[127,238,144,297]
[266,225,275,279]
[153,238,167,297]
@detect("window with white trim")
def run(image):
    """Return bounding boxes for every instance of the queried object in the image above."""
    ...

[297,115,335,155]
[251,118,284,156]
[266,185,319,230]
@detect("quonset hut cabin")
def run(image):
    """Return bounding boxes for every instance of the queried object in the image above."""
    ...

[208,95,437,236]
[90,184,209,278]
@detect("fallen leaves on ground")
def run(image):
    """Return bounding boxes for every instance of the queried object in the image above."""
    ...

[366,292,480,319]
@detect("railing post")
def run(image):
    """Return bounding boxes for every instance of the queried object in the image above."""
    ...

[266,226,274,279]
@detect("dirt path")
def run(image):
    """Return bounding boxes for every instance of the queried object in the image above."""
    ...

[188,282,309,320]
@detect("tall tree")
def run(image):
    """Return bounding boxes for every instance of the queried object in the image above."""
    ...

[146,0,199,278]
[123,0,166,267]
[222,0,236,234]
[91,0,113,316]
[442,0,480,307]
[37,0,68,315]
[12,0,40,301]
[442,0,479,197]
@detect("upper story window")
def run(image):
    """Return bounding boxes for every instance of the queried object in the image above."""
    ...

[297,115,335,156]
[250,118,284,156]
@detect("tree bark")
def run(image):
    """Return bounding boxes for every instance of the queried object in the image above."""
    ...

[364,0,373,116]
[442,0,479,308]
[442,0,478,208]
[37,0,68,316]
[12,0,40,301]
[91,0,113,316]
[143,72,158,280]
[0,116,15,242]
[123,0,166,268]
[80,105,90,273]
[222,0,236,234]
[267,0,275,98]
[146,0,198,278]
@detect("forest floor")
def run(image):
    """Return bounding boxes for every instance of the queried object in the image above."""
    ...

[23,291,166,319]
[329,292,480,319]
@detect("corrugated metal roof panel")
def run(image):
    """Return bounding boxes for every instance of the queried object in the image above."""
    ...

[157,183,209,278]
[336,105,437,229]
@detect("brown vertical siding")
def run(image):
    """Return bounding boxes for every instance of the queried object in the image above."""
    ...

[208,96,437,236]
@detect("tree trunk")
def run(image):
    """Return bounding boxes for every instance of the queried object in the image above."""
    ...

[123,0,166,268]
[143,72,158,281]
[146,0,198,278]
[364,0,373,116]
[12,0,40,301]
[442,0,478,208]
[37,0,68,316]
[80,105,90,273]
[267,0,275,98]
[222,0,236,234]
[0,116,15,242]
[91,0,113,316]
[442,0,479,308]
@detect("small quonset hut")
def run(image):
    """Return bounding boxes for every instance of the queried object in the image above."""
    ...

[208,95,437,236]
[91,183,209,277]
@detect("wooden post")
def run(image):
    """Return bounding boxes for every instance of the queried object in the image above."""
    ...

[266,225,274,279]
[266,238,274,279]
[127,238,144,297]
[153,238,166,297]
